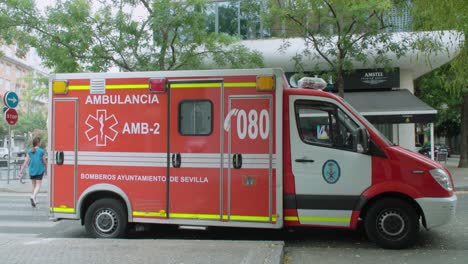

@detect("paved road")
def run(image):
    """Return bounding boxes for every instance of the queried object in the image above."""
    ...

[284,192,468,264]
[0,192,56,238]
[0,157,466,263]
[0,193,283,264]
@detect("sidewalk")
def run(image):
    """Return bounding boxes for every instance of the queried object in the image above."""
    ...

[0,238,284,264]
[443,155,468,191]
[0,174,49,193]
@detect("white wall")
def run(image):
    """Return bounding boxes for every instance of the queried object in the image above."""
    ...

[396,71,415,150]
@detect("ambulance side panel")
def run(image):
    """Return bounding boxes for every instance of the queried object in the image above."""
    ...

[49,69,283,230]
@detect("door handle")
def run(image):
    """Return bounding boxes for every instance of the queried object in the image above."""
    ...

[295,158,314,163]
[172,153,181,168]
[233,153,242,169]
[55,151,64,165]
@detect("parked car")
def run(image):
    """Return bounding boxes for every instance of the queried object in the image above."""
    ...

[418,143,450,158]
[0,148,9,159]
[414,143,423,152]
[12,151,27,157]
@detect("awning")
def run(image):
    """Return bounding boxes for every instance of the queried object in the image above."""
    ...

[343,89,437,124]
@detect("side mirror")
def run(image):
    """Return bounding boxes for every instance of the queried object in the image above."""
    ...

[354,127,370,154]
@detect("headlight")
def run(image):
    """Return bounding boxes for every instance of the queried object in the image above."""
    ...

[429,168,453,191]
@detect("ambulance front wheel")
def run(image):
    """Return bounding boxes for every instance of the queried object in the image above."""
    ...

[364,198,420,249]
[85,198,128,238]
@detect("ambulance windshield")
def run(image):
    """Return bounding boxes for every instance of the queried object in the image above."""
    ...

[341,100,393,146]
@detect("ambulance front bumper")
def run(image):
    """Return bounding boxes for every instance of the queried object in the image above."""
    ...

[416,194,457,229]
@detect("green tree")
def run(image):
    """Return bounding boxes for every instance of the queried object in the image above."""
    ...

[0,0,263,72]
[412,0,468,167]
[9,73,48,150]
[415,67,462,151]
[266,0,435,98]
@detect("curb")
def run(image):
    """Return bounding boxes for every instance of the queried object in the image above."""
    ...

[455,187,468,192]
[0,238,284,264]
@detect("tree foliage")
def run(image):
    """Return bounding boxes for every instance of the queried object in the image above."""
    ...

[416,67,462,138]
[266,0,432,98]
[0,73,48,147]
[0,0,263,72]
[412,0,468,167]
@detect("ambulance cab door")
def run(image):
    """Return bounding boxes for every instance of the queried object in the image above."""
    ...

[167,79,223,221]
[225,94,274,224]
[289,96,371,227]
[51,99,78,215]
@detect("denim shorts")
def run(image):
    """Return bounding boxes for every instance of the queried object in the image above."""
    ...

[30,173,44,180]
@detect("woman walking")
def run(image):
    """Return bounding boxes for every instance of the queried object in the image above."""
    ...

[20,137,47,207]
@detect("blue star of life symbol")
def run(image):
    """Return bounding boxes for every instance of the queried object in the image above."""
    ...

[85,109,119,146]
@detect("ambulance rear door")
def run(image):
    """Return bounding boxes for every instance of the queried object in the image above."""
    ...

[167,79,223,222]
[222,73,279,227]
[50,98,78,216]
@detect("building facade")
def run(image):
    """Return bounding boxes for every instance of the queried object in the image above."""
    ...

[0,44,47,154]
[203,1,463,152]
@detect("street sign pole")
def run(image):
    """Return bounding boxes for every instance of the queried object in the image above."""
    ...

[7,125,11,184]
[3,91,19,184]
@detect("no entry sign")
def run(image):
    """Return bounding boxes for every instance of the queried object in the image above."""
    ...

[4,108,18,125]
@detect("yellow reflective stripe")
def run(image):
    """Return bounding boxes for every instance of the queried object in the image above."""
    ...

[226,215,277,222]
[225,82,256,87]
[132,212,276,222]
[68,85,89,90]
[284,216,299,221]
[170,82,256,89]
[170,213,221,220]
[171,83,221,88]
[106,84,149,89]
[133,211,167,217]
[284,216,350,223]
[68,84,149,90]
[51,207,75,213]
[68,82,256,90]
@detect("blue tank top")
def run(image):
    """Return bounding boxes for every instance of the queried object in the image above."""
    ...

[27,147,45,176]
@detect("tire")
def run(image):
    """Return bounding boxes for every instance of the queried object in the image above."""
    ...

[84,198,128,238]
[364,198,419,249]
[3,154,7,159]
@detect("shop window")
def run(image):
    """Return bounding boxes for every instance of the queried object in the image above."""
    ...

[179,100,212,136]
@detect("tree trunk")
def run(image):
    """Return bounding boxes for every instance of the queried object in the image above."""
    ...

[459,93,468,168]
[336,72,345,98]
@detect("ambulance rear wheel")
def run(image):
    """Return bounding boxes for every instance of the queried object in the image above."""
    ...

[85,198,128,238]
[364,198,419,249]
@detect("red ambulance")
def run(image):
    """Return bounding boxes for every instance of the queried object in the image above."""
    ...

[49,68,456,249]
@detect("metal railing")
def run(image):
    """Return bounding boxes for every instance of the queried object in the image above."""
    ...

[0,157,26,184]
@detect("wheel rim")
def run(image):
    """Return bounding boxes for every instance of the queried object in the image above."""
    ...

[94,208,118,235]
[377,209,407,239]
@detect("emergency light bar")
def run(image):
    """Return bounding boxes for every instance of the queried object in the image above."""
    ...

[256,76,275,91]
[149,78,166,93]
[298,77,327,90]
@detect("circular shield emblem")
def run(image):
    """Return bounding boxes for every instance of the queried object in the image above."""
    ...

[322,160,341,184]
